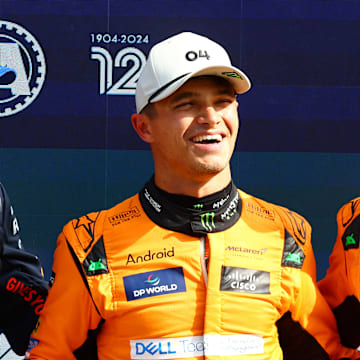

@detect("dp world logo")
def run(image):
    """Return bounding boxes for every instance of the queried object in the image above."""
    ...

[123,267,186,301]
[144,274,160,286]
[0,21,46,117]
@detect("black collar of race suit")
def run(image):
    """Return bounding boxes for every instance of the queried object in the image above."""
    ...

[139,176,242,237]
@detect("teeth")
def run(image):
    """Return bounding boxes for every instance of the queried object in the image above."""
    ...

[192,134,222,143]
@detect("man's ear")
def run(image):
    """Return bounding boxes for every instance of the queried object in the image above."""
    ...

[131,113,154,143]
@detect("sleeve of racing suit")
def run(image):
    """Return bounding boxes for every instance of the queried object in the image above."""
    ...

[280,266,356,360]
[318,200,354,309]
[318,198,360,350]
[275,208,356,360]
[28,232,102,359]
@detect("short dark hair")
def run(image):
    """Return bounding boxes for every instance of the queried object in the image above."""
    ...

[140,102,158,119]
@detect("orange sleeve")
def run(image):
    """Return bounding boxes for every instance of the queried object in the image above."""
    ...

[276,206,357,359]
[276,206,317,280]
[288,270,356,359]
[318,199,360,308]
[28,232,102,359]
[318,230,349,309]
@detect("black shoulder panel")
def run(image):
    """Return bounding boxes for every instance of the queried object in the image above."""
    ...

[82,236,109,276]
[281,229,305,269]
[342,215,360,251]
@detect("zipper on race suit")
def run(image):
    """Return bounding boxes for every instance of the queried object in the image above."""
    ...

[200,236,209,286]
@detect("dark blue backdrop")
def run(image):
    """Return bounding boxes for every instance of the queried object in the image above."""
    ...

[1,0,359,279]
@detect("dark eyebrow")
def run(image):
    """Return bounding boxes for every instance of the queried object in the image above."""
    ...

[217,88,236,97]
[169,92,198,104]
[170,87,235,105]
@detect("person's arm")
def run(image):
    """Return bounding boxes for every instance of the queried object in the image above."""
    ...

[318,198,360,350]
[28,232,102,359]
[0,183,48,355]
[275,207,356,360]
[287,268,356,359]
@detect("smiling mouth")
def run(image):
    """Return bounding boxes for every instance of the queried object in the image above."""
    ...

[191,134,223,144]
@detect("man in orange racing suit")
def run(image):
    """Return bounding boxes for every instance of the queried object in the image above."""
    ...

[28,32,355,360]
[319,197,360,356]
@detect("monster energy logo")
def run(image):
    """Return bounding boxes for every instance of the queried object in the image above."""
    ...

[222,71,243,79]
[194,203,203,210]
[200,212,215,232]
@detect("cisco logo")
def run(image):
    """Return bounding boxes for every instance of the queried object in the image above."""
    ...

[0,20,46,117]
[220,266,270,294]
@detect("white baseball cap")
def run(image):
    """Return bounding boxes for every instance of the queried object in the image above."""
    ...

[135,31,251,113]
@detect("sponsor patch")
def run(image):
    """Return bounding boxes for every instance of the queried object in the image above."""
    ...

[144,188,162,213]
[212,194,230,209]
[220,192,240,221]
[220,266,270,294]
[108,206,141,225]
[222,71,243,80]
[130,334,264,359]
[282,230,305,268]
[246,201,275,221]
[225,245,267,258]
[82,236,109,276]
[126,247,175,265]
[342,214,360,250]
[199,212,216,232]
[123,267,186,301]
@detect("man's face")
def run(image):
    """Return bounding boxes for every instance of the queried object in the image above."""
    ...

[144,76,239,181]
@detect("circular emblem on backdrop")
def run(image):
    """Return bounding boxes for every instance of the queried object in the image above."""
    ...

[0,20,46,117]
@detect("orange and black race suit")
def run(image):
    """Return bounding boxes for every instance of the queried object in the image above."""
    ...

[28,179,355,360]
[319,197,360,353]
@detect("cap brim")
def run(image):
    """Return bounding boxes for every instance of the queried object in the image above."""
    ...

[149,65,251,104]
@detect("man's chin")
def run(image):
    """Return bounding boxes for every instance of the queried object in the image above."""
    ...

[192,161,228,175]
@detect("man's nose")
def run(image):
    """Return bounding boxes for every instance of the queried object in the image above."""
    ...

[196,106,221,125]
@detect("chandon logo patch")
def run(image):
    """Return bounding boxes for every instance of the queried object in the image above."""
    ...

[220,266,270,294]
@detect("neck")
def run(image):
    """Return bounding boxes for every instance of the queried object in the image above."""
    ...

[139,177,241,237]
[153,167,232,198]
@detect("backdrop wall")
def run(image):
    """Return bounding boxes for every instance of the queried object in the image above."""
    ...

[1,0,359,280]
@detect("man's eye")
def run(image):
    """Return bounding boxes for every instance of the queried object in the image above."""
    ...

[218,98,233,104]
[175,102,193,109]
[215,100,231,108]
